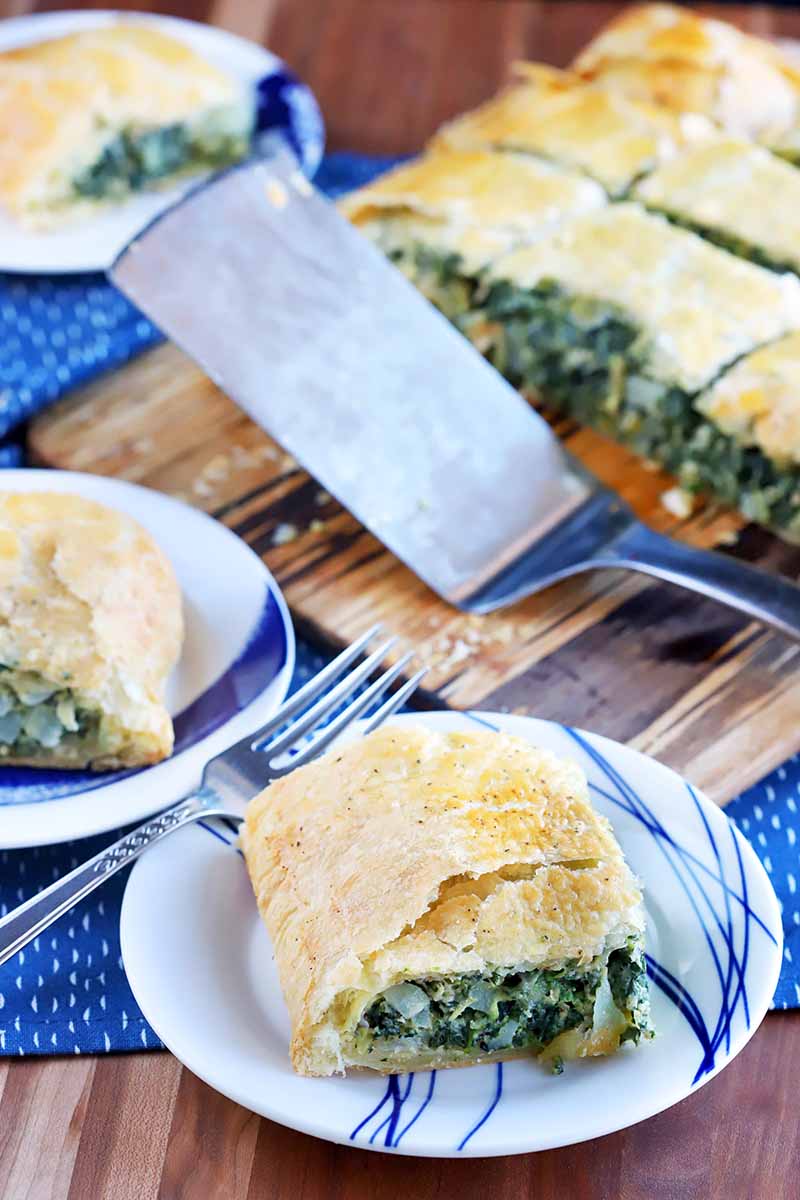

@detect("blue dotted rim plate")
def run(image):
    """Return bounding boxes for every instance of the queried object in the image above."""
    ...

[0,10,325,274]
[0,469,295,850]
[119,710,782,1158]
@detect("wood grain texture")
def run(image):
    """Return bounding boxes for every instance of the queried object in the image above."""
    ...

[29,330,800,805]
[0,1014,797,1200]
[4,4,800,1199]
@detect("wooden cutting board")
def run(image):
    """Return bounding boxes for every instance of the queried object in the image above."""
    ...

[28,339,800,806]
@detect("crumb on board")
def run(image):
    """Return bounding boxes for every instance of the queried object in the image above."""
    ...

[272,522,299,546]
[660,486,695,519]
[714,528,740,547]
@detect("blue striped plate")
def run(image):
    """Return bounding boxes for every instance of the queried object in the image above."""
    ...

[119,710,781,1157]
[0,10,325,274]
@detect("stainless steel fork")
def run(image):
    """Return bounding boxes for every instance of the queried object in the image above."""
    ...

[0,626,426,969]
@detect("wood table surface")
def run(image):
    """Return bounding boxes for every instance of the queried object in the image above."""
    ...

[2,2,800,1197]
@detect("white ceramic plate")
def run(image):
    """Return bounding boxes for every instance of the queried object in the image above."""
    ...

[0,470,294,849]
[0,10,325,274]
[120,710,782,1158]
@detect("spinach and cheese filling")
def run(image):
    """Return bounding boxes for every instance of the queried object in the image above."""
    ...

[353,943,650,1067]
[0,668,125,765]
[632,139,800,278]
[71,109,253,201]
[368,204,800,537]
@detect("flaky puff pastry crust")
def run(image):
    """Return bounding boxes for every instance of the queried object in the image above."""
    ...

[341,148,607,272]
[574,4,800,152]
[242,725,645,1076]
[430,62,711,195]
[0,23,248,223]
[0,492,183,769]
[341,149,607,233]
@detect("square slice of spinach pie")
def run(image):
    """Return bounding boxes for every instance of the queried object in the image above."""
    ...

[0,23,254,227]
[573,3,800,161]
[458,205,800,535]
[242,725,651,1076]
[341,148,607,319]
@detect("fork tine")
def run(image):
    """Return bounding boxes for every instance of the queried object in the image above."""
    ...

[254,636,398,756]
[247,623,382,746]
[361,667,428,734]
[269,652,415,773]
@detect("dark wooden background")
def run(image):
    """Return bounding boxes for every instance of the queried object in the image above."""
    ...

[2,3,800,1198]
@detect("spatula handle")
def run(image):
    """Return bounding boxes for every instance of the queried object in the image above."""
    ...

[608,522,800,642]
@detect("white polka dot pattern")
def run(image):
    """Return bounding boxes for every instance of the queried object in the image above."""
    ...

[0,642,330,1056]
[0,273,160,443]
[728,764,800,1010]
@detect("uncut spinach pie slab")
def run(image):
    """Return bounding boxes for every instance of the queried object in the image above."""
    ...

[0,492,183,770]
[429,62,711,197]
[573,3,800,159]
[242,725,651,1077]
[0,24,254,227]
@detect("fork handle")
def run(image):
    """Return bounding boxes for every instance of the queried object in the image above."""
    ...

[605,521,800,642]
[0,792,210,969]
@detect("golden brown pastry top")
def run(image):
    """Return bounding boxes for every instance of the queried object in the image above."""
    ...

[696,331,800,466]
[242,724,643,1074]
[0,491,183,699]
[574,3,800,149]
[342,148,608,270]
[341,148,607,231]
[430,62,711,195]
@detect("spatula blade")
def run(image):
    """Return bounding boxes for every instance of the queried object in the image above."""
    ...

[110,154,592,604]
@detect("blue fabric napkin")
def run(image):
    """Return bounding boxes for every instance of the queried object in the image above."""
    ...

[0,154,399,446]
[0,152,798,1058]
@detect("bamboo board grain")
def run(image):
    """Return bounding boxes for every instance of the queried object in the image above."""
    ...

[29,340,800,806]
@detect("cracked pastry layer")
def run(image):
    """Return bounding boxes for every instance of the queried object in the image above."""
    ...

[0,23,254,227]
[574,3,800,159]
[0,492,183,769]
[242,724,651,1077]
[430,61,711,196]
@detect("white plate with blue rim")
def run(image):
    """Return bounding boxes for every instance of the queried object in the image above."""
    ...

[120,709,782,1158]
[0,469,294,850]
[0,9,325,274]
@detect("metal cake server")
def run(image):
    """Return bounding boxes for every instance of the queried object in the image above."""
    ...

[110,152,800,639]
